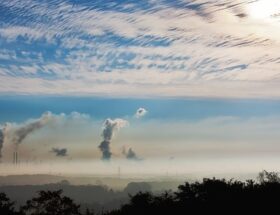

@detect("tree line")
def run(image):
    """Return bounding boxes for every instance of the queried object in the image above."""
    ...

[1,170,280,215]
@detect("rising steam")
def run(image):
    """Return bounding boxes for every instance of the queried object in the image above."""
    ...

[135,108,148,119]
[3,111,56,153]
[99,118,128,160]
[122,146,141,161]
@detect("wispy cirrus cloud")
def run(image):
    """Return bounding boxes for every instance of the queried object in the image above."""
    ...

[0,0,280,98]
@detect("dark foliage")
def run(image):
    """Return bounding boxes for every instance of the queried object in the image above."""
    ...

[106,170,280,215]
[20,190,81,215]
[2,171,280,215]
[0,192,16,215]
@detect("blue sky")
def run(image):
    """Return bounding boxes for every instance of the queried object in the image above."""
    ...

[1,96,280,123]
[0,0,280,98]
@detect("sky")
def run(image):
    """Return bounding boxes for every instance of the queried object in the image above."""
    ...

[0,0,280,98]
[0,0,280,177]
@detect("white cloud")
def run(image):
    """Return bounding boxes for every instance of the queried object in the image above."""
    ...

[135,108,148,118]
[0,0,280,98]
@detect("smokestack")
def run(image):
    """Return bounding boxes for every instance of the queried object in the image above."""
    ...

[13,151,18,165]
[118,166,121,179]
[13,152,15,165]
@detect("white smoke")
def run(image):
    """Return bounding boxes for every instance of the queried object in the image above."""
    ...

[135,108,148,119]
[3,111,57,152]
[99,118,128,160]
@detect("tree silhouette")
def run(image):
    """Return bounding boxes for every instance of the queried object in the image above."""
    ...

[1,171,280,215]
[20,190,81,215]
[120,192,154,215]
[257,170,280,183]
[153,191,175,214]
[105,172,280,215]
[85,208,95,215]
[0,192,16,215]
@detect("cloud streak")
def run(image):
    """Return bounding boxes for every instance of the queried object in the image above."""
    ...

[0,0,279,98]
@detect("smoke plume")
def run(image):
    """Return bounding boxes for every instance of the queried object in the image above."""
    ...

[122,146,141,161]
[4,111,56,152]
[0,111,90,158]
[99,118,128,160]
[51,148,68,157]
[135,108,148,118]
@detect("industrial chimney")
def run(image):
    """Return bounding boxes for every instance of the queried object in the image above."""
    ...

[13,151,18,165]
